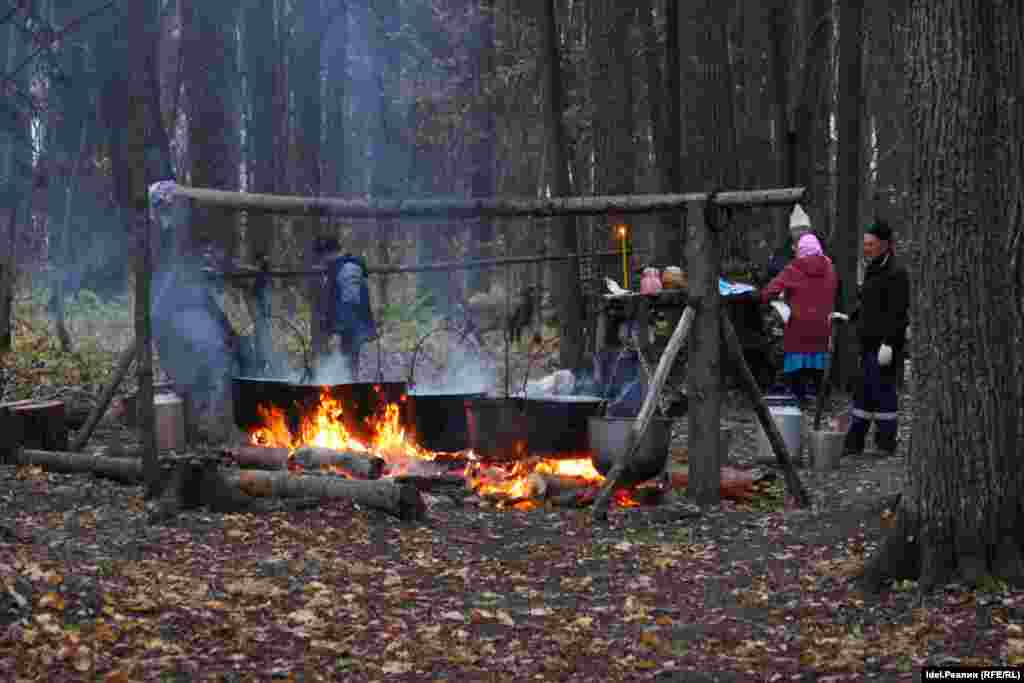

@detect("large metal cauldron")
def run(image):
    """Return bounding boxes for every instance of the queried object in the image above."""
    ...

[232,377,408,444]
[406,392,486,453]
[467,395,606,461]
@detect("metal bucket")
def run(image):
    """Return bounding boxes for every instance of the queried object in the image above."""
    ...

[755,403,803,463]
[807,430,844,470]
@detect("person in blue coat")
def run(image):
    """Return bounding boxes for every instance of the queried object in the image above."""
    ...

[317,237,378,381]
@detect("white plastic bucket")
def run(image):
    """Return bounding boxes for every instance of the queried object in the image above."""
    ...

[756,405,803,462]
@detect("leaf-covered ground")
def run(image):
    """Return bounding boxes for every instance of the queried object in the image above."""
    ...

[1,398,1018,683]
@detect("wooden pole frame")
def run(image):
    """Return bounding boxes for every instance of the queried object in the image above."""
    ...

[173,185,805,218]
[159,184,809,519]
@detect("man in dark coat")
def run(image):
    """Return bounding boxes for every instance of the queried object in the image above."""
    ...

[317,238,377,381]
[832,220,910,457]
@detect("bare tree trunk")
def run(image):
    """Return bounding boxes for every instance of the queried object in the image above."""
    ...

[369,0,403,313]
[641,0,684,268]
[243,0,280,369]
[863,0,1024,592]
[293,0,327,360]
[540,0,584,369]
[833,0,864,391]
[181,0,241,258]
[466,0,497,295]
[127,0,160,495]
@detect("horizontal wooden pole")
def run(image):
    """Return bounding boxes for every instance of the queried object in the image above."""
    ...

[209,249,651,280]
[173,186,805,219]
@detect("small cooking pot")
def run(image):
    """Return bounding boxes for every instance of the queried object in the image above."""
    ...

[406,392,485,452]
[232,377,409,443]
[588,416,673,486]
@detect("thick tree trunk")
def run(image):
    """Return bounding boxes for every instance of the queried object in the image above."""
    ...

[642,0,684,268]
[685,200,722,507]
[127,0,161,496]
[833,0,864,393]
[863,0,1024,592]
[540,0,584,370]
[181,0,241,258]
[243,0,281,367]
[465,0,497,295]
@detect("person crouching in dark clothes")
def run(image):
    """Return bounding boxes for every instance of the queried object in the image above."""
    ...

[317,238,377,381]
[831,220,910,457]
[758,233,838,404]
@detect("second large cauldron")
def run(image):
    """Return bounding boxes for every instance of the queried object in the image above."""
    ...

[467,395,606,461]
[232,377,409,445]
[233,377,484,452]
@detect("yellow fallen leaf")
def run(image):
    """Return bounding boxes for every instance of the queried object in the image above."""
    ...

[39,592,65,610]
[573,616,594,629]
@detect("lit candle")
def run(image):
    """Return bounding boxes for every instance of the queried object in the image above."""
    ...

[617,224,628,290]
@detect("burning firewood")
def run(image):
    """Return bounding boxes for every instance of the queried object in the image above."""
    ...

[291,447,385,479]
[226,445,386,480]
[525,472,593,500]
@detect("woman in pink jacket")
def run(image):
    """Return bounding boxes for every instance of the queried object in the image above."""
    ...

[759,234,838,402]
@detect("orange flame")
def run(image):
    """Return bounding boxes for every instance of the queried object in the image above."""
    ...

[248,391,665,509]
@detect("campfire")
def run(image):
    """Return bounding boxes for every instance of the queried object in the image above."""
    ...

[242,388,648,511]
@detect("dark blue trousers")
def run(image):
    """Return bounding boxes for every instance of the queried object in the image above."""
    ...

[844,349,900,453]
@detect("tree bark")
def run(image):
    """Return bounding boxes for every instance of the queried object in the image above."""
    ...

[863,0,1024,592]
[180,0,241,258]
[833,0,864,392]
[540,0,584,369]
[465,0,497,295]
[127,0,160,496]
[685,200,722,507]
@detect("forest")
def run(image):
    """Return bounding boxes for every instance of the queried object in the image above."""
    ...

[0,0,1022,680]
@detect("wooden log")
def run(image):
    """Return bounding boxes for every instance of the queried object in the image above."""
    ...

[174,184,805,219]
[291,446,385,479]
[1,400,68,452]
[222,469,425,521]
[226,445,387,479]
[592,304,695,522]
[225,445,291,470]
[720,314,810,508]
[392,473,468,494]
[14,449,143,484]
[70,341,136,451]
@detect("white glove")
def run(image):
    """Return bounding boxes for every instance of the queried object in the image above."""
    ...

[829,312,849,322]
[878,344,893,367]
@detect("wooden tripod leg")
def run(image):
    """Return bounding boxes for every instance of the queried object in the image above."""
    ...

[720,315,811,508]
[70,341,137,452]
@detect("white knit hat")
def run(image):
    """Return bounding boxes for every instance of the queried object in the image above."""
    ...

[789,203,811,228]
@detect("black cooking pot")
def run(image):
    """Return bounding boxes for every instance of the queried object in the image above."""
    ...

[232,377,409,444]
[467,395,606,461]
[589,416,672,486]
[405,392,485,452]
